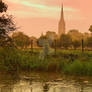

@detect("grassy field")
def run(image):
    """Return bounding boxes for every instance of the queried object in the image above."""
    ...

[0,47,92,76]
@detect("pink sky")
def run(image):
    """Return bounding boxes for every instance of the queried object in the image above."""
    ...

[4,0,92,37]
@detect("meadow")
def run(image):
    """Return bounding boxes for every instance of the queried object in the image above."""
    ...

[0,47,92,76]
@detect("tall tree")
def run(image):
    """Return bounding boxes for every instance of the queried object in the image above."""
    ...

[0,0,7,13]
[0,1,16,47]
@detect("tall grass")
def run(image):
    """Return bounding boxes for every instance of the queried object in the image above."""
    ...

[0,48,92,76]
[0,47,21,72]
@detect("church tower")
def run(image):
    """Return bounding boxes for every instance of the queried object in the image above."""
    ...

[58,4,66,38]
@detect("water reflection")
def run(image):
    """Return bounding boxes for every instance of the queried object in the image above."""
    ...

[43,83,49,92]
[0,79,92,92]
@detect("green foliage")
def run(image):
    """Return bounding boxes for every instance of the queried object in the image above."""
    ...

[1,48,92,76]
[86,36,92,48]
[43,40,49,56]
[37,35,47,47]
[60,34,72,49]
[39,40,54,60]
[0,47,21,72]
[63,60,92,76]
[12,32,30,49]
[68,29,83,41]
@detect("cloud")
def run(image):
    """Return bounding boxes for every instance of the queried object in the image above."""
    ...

[6,0,85,21]
[6,0,79,12]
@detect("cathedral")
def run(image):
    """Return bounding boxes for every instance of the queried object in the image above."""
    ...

[58,4,66,38]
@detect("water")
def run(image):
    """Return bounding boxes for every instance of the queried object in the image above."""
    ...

[0,75,92,92]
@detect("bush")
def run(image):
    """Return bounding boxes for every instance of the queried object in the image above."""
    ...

[1,48,92,76]
[0,47,21,72]
[62,60,92,76]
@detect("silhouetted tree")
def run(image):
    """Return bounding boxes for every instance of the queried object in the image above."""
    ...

[0,1,7,13]
[0,0,16,47]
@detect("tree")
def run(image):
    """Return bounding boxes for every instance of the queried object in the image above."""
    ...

[0,1,7,13]
[0,1,16,47]
[60,34,72,49]
[39,40,50,60]
[12,32,30,49]
[37,35,47,47]
[68,29,83,41]
[89,25,92,33]
[72,40,81,50]
[52,39,61,48]
[86,36,92,48]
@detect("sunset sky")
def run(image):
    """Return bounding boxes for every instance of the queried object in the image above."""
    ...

[4,0,92,37]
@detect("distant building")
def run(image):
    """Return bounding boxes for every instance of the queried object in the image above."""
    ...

[58,4,66,38]
[38,4,66,46]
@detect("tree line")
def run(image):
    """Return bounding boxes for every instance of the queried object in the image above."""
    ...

[0,0,92,51]
[9,30,92,51]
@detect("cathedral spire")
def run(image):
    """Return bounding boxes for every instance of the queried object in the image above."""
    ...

[60,3,64,20]
[61,4,63,16]
[58,3,66,38]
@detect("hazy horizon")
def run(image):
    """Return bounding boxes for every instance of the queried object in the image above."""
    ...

[4,0,92,37]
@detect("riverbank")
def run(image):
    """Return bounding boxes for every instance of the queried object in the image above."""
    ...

[1,71,92,84]
[0,47,92,76]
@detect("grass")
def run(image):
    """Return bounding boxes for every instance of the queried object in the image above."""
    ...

[0,47,92,76]
[62,60,92,76]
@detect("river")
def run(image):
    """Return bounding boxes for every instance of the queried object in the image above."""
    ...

[0,74,92,92]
